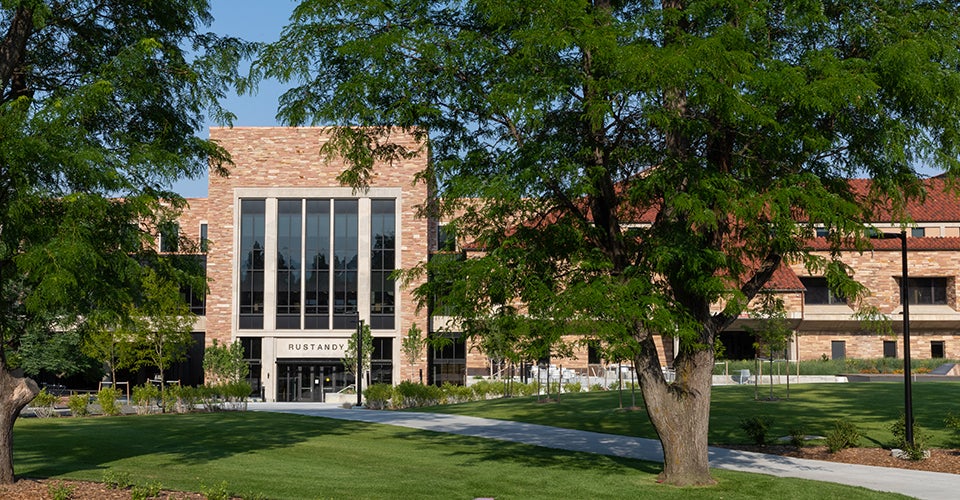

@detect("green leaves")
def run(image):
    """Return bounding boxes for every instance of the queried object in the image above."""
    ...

[343,323,374,375]
[203,339,249,386]
[0,0,242,375]
[261,0,960,367]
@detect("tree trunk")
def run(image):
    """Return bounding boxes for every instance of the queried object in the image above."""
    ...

[0,5,34,97]
[0,367,39,484]
[635,338,715,486]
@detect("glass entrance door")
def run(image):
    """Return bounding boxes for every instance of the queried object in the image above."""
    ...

[276,361,352,402]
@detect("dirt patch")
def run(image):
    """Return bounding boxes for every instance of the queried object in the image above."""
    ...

[0,479,211,499]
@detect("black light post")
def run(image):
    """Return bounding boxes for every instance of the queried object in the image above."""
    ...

[356,318,365,407]
[898,230,914,446]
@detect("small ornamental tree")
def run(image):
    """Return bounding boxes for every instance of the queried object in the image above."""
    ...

[342,323,373,383]
[203,339,248,386]
[126,265,197,389]
[82,314,137,386]
[400,322,426,382]
[746,294,795,400]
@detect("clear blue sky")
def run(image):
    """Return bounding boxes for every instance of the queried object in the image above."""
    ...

[173,0,297,197]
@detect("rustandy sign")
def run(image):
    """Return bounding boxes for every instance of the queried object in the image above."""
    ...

[276,338,350,358]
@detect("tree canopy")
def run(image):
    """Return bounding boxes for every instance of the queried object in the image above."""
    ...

[0,0,248,483]
[254,0,960,486]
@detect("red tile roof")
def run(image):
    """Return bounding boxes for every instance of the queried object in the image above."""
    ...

[764,263,804,291]
[841,178,960,222]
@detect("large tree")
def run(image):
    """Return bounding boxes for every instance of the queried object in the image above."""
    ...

[0,0,246,483]
[253,0,960,486]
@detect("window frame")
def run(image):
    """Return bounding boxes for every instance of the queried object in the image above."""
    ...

[903,277,948,305]
[800,277,847,305]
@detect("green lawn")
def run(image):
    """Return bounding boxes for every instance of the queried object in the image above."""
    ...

[415,382,960,448]
[14,411,910,499]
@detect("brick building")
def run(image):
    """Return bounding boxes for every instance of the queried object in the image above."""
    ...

[734,179,960,363]
[176,127,959,401]
[179,127,430,401]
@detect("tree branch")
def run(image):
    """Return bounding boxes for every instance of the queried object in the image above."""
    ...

[0,5,34,101]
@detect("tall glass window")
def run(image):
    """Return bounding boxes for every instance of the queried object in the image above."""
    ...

[371,337,394,384]
[333,200,358,328]
[370,200,396,329]
[200,222,209,252]
[239,200,265,329]
[241,337,263,398]
[304,200,331,329]
[277,200,302,329]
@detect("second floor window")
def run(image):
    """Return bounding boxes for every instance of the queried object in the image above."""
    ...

[159,222,179,252]
[903,277,947,305]
[801,277,846,305]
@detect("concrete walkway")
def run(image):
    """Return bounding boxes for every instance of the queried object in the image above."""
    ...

[249,402,958,499]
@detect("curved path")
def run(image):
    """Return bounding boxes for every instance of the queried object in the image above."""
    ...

[249,402,957,499]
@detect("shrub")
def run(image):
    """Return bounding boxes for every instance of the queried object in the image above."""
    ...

[132,384,160,414]
[472,379,506,399]
[364,383,394,409]
[509,381,535,396]
[739,415,774,445]
[200,480,231,500]
[31,388,59,418]
[67,393,89,417]
[174,385,201,413]
[590,383,605,392]
[97,387,122,416]
[891,412,929,460]
[47,481,74,500]
[441,383,473,404]
[788,427,807,448]
[825,420,861,453]
[223,380,253,410]
[394,381,442,408]
[563,382,582,393]
[468,380,489,400]
[945,412,960,440]
[103,470,133,489]
[131,481,162,500]
[159,385,179,413]
[196,384,220,412]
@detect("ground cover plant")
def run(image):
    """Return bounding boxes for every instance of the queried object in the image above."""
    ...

[12,411,908,499]
[414,382,960,449]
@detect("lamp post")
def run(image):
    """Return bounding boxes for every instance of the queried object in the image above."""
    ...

[898,230,914,446]
[356,318,365,408]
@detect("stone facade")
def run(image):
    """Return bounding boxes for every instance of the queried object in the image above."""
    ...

[182,127,430,400]
[782,238,960,361]
[179,129,960,398]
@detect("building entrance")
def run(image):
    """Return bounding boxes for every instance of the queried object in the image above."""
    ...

[276,361,353,402]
